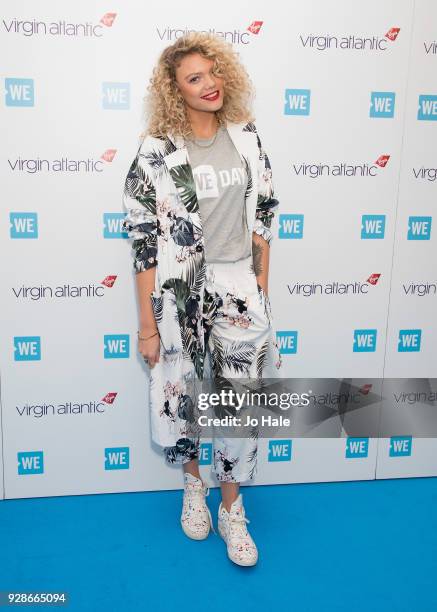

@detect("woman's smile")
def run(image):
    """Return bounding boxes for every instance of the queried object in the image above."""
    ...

[200,90,220,101]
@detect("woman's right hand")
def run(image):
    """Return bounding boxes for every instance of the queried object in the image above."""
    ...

[138,328,160,367]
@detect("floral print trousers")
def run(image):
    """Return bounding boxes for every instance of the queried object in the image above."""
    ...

[160,253,282,483]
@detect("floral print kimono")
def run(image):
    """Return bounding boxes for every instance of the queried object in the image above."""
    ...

[122,121,282,473]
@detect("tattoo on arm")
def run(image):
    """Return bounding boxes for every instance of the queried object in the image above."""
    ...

[252,240,263,277]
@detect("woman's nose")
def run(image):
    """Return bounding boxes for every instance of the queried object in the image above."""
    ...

[205,74,215,88]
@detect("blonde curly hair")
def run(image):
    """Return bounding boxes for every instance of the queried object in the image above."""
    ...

[143,32,255,139]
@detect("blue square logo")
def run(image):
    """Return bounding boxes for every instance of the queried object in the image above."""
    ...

[104,213,129,238]
[284,89,311,116]
[389,436,412,457]
[407,216,432,240]
[199,443,212,465]
[10,212,38,238]
[417,95,437,121]
[353,329,377,352]
[18,451,44,474]
[105,447,130,470]
[102,82,130,110]
[346,437,369,458]
[398,329,421,352]
[279,214,304,239]
[104,335,130,359]
[276,331,298,354]
[268,440,292,462]
[5,78,34,106]
[361,215,386,239]
[370,92,395,118]
[14,336,41,361]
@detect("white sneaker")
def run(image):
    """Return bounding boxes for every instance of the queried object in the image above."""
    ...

[181,473,215,540]
[218,493,258,566]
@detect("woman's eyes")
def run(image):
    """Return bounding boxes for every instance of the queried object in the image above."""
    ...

[189,72,221,84]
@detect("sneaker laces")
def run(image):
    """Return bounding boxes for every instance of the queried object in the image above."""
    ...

[228,512,251,545]
[184,484,216,535]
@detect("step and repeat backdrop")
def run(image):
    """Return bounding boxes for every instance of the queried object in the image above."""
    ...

[1,0,436,499]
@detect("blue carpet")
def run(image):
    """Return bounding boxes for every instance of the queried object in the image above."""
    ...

[0,477,436,611]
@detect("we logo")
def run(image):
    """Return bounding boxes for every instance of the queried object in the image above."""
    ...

[345,437,369,458]
[389,436,412,457]
[14,336,41,361]
[10,212,38,238]
[102,82,130,110]
[268,440,292,462]
[276,331,298,354]
[361,214,386,239]
[278,214,304,239]
[417,95,437,121]
[104,447,129,470]
[18,451,44,475]
[199,443,212,465]
[370,92,395,118]
[353,329,377,352]
[398,329,421,352]
[104,334,130,359]
[284,89,311,116]
[104,213,128,238]
[5,78,34,106]
[407,216,432,240]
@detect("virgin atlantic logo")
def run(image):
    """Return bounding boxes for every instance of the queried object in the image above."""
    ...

[12,276,118,300]
[299,26,401,52]
[8,149,117,173]
[292,155,391,178]
[287,274,382,297]
[16,392,118,418]
[156,20,264,45]
[2,13,117,37]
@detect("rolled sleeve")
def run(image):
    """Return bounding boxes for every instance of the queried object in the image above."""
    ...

[121,147,158,272]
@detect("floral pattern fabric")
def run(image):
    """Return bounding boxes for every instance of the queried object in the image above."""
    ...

[121,121,280,469]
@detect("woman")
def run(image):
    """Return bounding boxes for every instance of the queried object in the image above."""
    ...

[122,32,282,567]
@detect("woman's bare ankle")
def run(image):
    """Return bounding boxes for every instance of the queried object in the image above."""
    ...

[183,459,201,480]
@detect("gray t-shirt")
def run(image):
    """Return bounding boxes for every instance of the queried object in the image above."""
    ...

[185,125,251,263]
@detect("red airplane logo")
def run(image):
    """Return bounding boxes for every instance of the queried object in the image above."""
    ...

[247,21,263,35]
[101,149,117,162]
[360,384,373,395]
[385,27,400,41]
[100,13,117,27]
[375,155,390,168]
[367,273,381,286]
[101,275,117,288]
[102,392,117,404]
